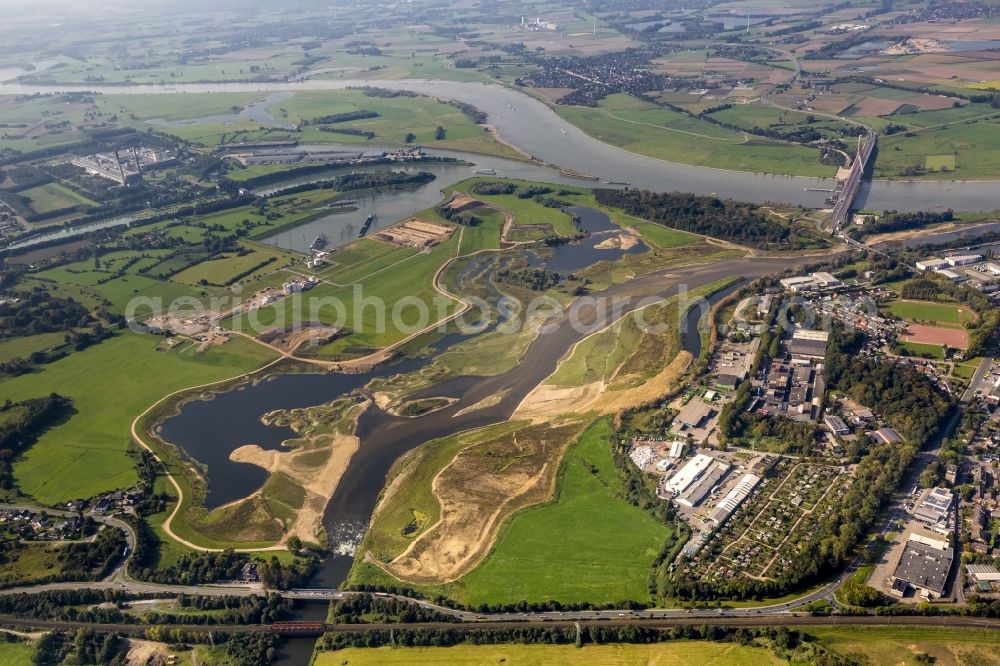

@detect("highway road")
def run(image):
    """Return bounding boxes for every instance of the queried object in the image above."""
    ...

[1,613,998,638]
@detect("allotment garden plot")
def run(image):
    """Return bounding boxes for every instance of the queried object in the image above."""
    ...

[685,460,850,584]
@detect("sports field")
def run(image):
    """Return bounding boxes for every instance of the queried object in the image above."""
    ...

[902,324,968,350]
[315,642,785,666]
[883,300,976,328]
[0,332,277,504]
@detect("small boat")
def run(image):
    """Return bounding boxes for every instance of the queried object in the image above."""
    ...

[560,128,567,134]
[311,234,327,250]
[359,214,375,238]
[473,168,496,175]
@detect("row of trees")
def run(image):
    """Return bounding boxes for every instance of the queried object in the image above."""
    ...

[328,593,458,624]
[308,110,379,124]
[857,209,954,237]
[321,624,824,662]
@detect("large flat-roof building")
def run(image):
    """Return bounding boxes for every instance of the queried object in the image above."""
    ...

[914,487,954,527]
[674,399,714,430]
[824,415,850,436]
[788,328,829,360]
[945,254,983,267]
[915,258,949,272]
[708,473,761,526]
[665,454,714,495]
[890,537,953,599]
[676,460,731,508]
[779,275,817,292]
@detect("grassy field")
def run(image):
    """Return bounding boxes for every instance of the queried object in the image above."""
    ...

[634,223,699,249]
[20,182,95,214]
[100,92,266,123]
[554,94,834,177]
[809,626,1000,665]
[233,232,460,356]
[883,300,976,328]
[0,640,35,665]
[0,332,277,505]
[171,247,292,286]
[106,89,521,158]
[454,419,670,606]
[0,332,67,363]
[0,542,69,586]
[873,104,1000,179]
[315,642,785,666]
[547,309,645,387]
[705,104,855,140]
[894,341,946,359]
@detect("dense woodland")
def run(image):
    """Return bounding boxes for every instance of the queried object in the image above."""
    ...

[0,290,92,340]
[594,189,795,249]
[33,629,128,666]
[825,328,952,447]
[494,267,564,291]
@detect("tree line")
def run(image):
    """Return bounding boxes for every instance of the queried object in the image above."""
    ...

[0,395,72,491]
[593,189,795,249]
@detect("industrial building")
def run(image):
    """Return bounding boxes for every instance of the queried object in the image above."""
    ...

[778,273,844,292]
[934,268,966,282]
[779,275,818,292]
[945,254,983,267]
[708,473,761,526]
[788,328,829,360]
[889,536,953,599]
[668,440,684,459]
[824,414,850,436]
[913,487,954,527]
[675,459,731,508]
[664,454,714,495]
[915,258,949,272]
[966,564,1000,584]
[673,399,715,430]
[869,426,903,445]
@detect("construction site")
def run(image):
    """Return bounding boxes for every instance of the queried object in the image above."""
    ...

[372,218,455,249]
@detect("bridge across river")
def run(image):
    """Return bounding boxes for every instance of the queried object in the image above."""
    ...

[831,133,877,233]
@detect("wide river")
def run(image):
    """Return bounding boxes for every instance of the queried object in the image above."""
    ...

[1,78,997,212]
[159,246,804,588]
